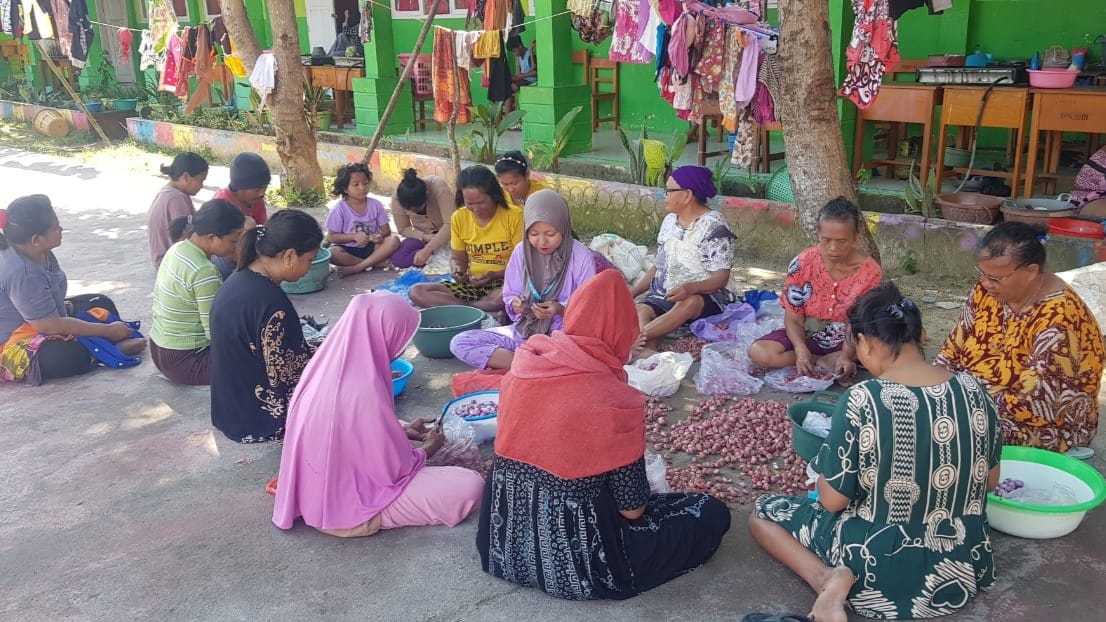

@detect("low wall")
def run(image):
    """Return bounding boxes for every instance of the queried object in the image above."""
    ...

[1,100,132,138]
[126,118,1106,278]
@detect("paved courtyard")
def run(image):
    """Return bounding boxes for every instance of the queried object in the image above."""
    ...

[1,145,1104,621]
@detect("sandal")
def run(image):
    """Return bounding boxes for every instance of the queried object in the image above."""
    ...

[266,477,278,495]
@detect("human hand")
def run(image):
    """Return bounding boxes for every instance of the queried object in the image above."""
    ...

[104,322,133,342]
[423,425,446,458]
[531,301,564,320]
[834,358,857,385]
[510,296,528,315]
[353,232,373,246]
[665,285,691,302]
[794,346,815,377]
[369,233,384,244]
[470,273,494,287]
[413,247,432,266]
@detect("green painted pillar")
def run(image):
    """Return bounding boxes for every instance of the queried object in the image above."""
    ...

[831,0,859,167]
[352,4,413,137]
[520,0,591,155]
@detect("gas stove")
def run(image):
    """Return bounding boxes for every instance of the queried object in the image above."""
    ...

[916,63,1029,86]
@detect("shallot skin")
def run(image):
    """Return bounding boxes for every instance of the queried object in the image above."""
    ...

[645,396,807,506]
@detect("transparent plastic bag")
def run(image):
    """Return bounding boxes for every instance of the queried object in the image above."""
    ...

[694,341,764,396]
[690,303,757,342]
[589,233,654,287]
[427,414,486,474]
[1005,483,1079,506]
[625,352,694,397]
[645,450,670,494]
[764,366,835,394]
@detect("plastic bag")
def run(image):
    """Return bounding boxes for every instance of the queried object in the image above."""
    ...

[1004,483,1079,506]
[801,410,832,438]
[625,352,694,397]
[645,450,670,494]
[421,246,454,276]
[441,413,475,444]
[690,303,757,342]
[374,269,450,304]
[589,233,654,288]
[427,416,485,474]
[764,366,835,394]
[694,341,764,396]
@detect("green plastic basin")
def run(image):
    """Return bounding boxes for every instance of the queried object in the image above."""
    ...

[412,305,486,359]
[281,247,331,295]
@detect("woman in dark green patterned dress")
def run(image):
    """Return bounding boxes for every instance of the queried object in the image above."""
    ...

[750,282,1003,621]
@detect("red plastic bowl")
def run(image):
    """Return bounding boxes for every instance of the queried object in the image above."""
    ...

[1028,69,1079,89]
[1048,218,1105,239]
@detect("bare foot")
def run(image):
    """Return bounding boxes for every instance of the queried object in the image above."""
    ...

[318,513,382,538]
[337,265,369,278]
[809,566,854,622]
[117,337,147,356]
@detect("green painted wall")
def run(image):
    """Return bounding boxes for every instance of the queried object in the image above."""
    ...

[968,0,1106,64]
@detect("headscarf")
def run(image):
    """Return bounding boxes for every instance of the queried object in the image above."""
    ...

[670,165,717,204]
[496,270,646,480]
[272,292,426,531]
[516,189,574,339]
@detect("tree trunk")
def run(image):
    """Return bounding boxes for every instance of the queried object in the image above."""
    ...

[360,0,443,164]
[221,0,324,194]
[775,0,880,262]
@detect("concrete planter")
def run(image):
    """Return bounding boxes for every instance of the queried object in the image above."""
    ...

[125,118,1106,277]
[0,99,133,138]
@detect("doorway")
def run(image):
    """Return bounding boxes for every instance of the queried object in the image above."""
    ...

[305,0,337,53]
[94,0,135,83]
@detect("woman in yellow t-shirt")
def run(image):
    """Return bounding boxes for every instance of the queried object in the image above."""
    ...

[495,151,551,210]
[410,166,523,313]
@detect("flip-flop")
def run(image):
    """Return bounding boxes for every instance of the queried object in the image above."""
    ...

[266,477,278,495]
[742,615,814,622]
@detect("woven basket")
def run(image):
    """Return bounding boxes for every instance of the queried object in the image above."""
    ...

[935,193,1002,224]
[765,165,795,203]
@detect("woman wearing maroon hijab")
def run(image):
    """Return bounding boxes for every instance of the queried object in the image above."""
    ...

[477,270,731,600]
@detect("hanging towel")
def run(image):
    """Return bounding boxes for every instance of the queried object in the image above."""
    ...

[68,0,92,68]
[472,29,501,59]
[149,0,177,54]
[455,29,479,71]
[733,34,759,109]
[839,0,899,109]
[24,0,54,40]
[432,27,472,124]
[158,32,181,91]
[250,52,277,109]
[118,27,133,62]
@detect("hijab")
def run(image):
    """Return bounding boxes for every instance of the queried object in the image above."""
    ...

[516,189,574,339]
[272,292,425,531]
[496,270,646,480]
[670,165,717,204]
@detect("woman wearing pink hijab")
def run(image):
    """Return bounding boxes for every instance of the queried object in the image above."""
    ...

[272,292,484,537]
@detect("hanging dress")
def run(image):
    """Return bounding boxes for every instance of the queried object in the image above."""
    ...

[839,0,900,109]
[610,0,651,64]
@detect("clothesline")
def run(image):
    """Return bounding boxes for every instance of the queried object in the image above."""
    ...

[87,19,146,33]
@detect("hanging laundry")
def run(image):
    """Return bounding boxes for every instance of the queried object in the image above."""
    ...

[139,29,160,71]
[158,32,181,91]
[23,0,54,40]
[148,0,178,54]
[454,29,479,72]
[694,17,725,93]
[486,51,513,103]
[49,0,71,59]
[68,0,93,68]
[610,0,651,64]
[472,29,501,59]
[432,27,472,124]
[656,0,680,26]
[636,0,660,57]
[184,24,228,114]
[718,27,741,131]
[224,42,247,78]
[483,0,508,30]
[572,0,613,45]
[508,0,525,38]
[667,12,693,77]
[118,27,132,62]
[359,1,372,44]
[839,0,899,109]
[210,16,231,55]
[1,0,13,36]
[175,26,197,98]
[731,108,756,169]
[249,51,277,110]
[733,34,759,108]
[567,0,591,18]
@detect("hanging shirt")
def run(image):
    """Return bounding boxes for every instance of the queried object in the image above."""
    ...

[68,0,93,68]
[49,0,71,57]
[1,0,13,35]
[358,1,372,44]
[472,29,501,59]
[249,52,277,108]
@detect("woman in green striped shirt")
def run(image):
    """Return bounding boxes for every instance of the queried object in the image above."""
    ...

[151,200,247,385]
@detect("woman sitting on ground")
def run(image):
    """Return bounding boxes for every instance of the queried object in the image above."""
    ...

[325,163,400,277]
[935,222,1104,453]
[748,197,882,381]
[477,270,731,600]
[0,195,147,384]
[409,166,523,313]
[273,292,484,538]
[147,151,208,270]
[750,282,1001,621]
[209,210,324,443]
[631,166,736,351]
[450,190,596,370]
[390,168,458,269]
[150,200,246,386]
[495,151,550,209]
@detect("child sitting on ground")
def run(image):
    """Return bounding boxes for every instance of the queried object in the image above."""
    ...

[326,163,400,277]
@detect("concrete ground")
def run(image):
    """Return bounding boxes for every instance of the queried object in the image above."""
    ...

[1,145,1105,621]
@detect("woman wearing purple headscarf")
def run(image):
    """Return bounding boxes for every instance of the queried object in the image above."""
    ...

[631,166,736,352]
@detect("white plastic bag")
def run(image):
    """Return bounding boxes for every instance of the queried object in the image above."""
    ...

[589,233,654,288]
[625,352,694,397]
[764,367,835,394]
[690,303,757,342]
[645,450,670,494]
[694,341,764,396]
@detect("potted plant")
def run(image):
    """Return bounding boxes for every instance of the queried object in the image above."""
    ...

[79,86,103,112]
[303,76,331,131]
[112,84,146,112]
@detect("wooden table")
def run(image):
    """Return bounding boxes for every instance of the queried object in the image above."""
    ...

[302,65,365,130]
[935,86,1031,198]
[852,84,941,186]
[1024,87,1106,197]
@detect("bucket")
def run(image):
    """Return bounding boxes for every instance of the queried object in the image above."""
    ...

[32,108,70,138]
[786,391,839,460]
[412,305,486,359]
[280,247,332,295]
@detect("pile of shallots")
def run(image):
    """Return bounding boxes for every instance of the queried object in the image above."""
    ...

[659,336,708,361]
[644,396,808,506]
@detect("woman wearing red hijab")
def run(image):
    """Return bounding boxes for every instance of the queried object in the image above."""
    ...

[477,269,731,600]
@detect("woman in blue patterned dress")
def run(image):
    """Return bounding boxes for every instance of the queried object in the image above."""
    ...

[749,282,1002,621]
[477,270,731,600]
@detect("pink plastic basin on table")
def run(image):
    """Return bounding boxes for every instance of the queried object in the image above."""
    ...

[1028,69,1079,89]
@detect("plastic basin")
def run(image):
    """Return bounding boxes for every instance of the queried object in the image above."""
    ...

[442,390,499,444]
[281,247,331,295]
[1028,69,1079,89]
[391,359,413,398]
[114,98,139,111]
[412,305,485,359]
[986,446,1106,539]
[786,391,839,461]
